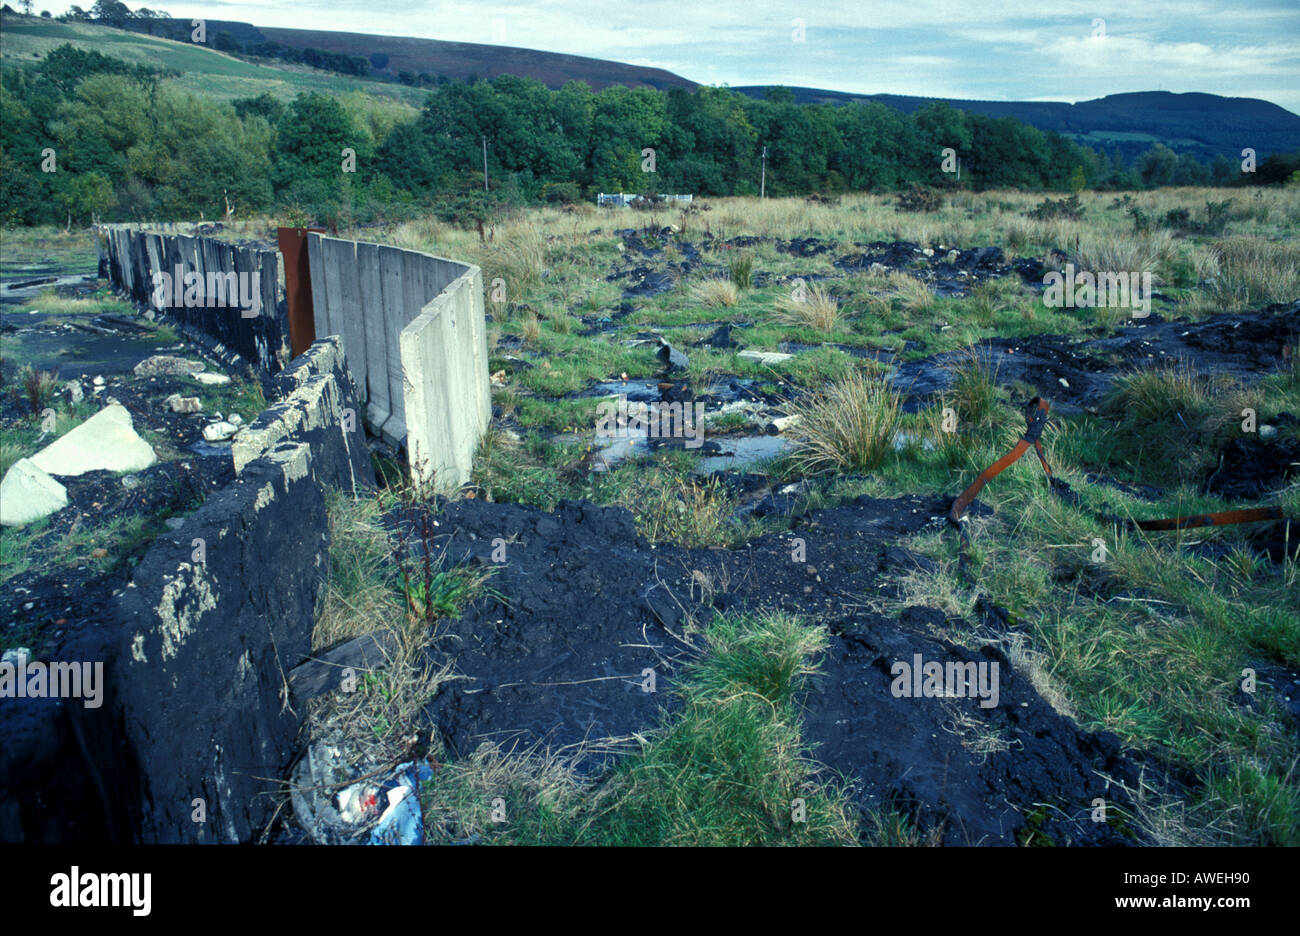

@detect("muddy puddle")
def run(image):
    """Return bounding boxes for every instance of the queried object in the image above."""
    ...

[0,273,99,307]
[2,326,169,378]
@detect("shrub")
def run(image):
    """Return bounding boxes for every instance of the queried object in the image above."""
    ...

[896,185,942,213]
[1026,194,1084,221]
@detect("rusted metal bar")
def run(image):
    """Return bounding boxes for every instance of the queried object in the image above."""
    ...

[278,226,326,359]
[948,396,1290,571]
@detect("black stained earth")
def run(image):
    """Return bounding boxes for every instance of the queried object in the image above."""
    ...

[890,301,1300,413]
[394,494,1167,846]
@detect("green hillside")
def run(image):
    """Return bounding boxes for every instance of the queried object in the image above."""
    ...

[0,13,425,106]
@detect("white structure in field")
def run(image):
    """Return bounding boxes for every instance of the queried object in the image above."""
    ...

[597,193,694,207]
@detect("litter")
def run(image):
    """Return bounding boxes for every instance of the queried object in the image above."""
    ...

[367,762,434,846]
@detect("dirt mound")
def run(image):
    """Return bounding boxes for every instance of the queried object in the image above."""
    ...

[397,494,1158,844]
[1206,434,1300,500]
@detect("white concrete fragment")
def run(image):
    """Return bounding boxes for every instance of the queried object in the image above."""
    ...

[738,349,794,365]
[0,458,69,527]
[29,403,157,477]
[203,421,239,442]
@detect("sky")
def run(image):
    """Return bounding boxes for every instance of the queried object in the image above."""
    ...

[35,1,1300,113]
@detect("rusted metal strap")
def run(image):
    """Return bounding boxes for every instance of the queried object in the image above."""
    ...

[949,398,1054,566]
[1132,507,1285,531]
[949,398,1052,524]
[949,397,1290,569]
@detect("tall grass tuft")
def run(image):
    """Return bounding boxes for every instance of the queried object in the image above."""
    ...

[727,250,754,289]
[691,277,740,308]
[775,282,841,332]
[788,369,901,472]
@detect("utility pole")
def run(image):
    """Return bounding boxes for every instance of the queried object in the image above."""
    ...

[482,136,489,192]
[760,146,767,199]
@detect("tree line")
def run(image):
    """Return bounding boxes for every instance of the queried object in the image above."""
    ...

[2,43,1296,229]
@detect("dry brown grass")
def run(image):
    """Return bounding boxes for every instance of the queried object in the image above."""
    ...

[775,282,841,332]
[691,277,740,308]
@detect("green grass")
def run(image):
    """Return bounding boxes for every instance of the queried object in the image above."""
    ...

[419,610,861,845]
[0,14,426,107]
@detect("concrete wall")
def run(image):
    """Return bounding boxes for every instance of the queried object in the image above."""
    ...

[98,224,492,491]
[307,233,490,490]
[97,223,291,376]
[0,341,375,843]
[233,336,372,496]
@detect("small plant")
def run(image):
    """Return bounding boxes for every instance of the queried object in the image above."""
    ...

[520,309,541,343]
[1026,194,1084,221]
[946,350,999,429]
[19,365,60,417]
[727,251,754,290]
[896,184,942,213]
[620,474,737,548]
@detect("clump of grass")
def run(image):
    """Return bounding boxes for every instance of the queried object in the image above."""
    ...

[892,273,934,316]
[727,250,755,289]
[0,439,24,477]
[1102,360,1207,426]
[480,230,545,301]
[691,277,740,308]
[1073,233,1162,280]
[619,474,737,547]
[967,280,1000,326]
[419,610,860,846]
[788,369,901,472]
[946,349,1000,430]
[519,309,541,343]
[313,489,405,650]
[775,282,840,332]
[1203,236,1300,311]
[19,365,60,416]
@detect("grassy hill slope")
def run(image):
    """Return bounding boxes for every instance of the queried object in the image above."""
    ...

[0,13,427,105]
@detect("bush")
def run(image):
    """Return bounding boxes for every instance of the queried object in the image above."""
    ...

[1026,194,1084,221]
[896,185,942,213]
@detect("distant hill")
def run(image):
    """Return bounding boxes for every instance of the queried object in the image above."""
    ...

[110,16,697,92]
[731,87,1300,163]
[256,26,696,91]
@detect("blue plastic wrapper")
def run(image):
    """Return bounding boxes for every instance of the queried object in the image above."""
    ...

[368,761,434,845]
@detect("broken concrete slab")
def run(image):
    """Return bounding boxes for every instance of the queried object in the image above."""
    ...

[0,458,69,527]
[134,355,205,378]
[738,349,794,365]
[165,394,202,414]
[29,403,157,477]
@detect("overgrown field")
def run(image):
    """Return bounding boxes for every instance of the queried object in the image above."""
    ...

[297,186,1298,846]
